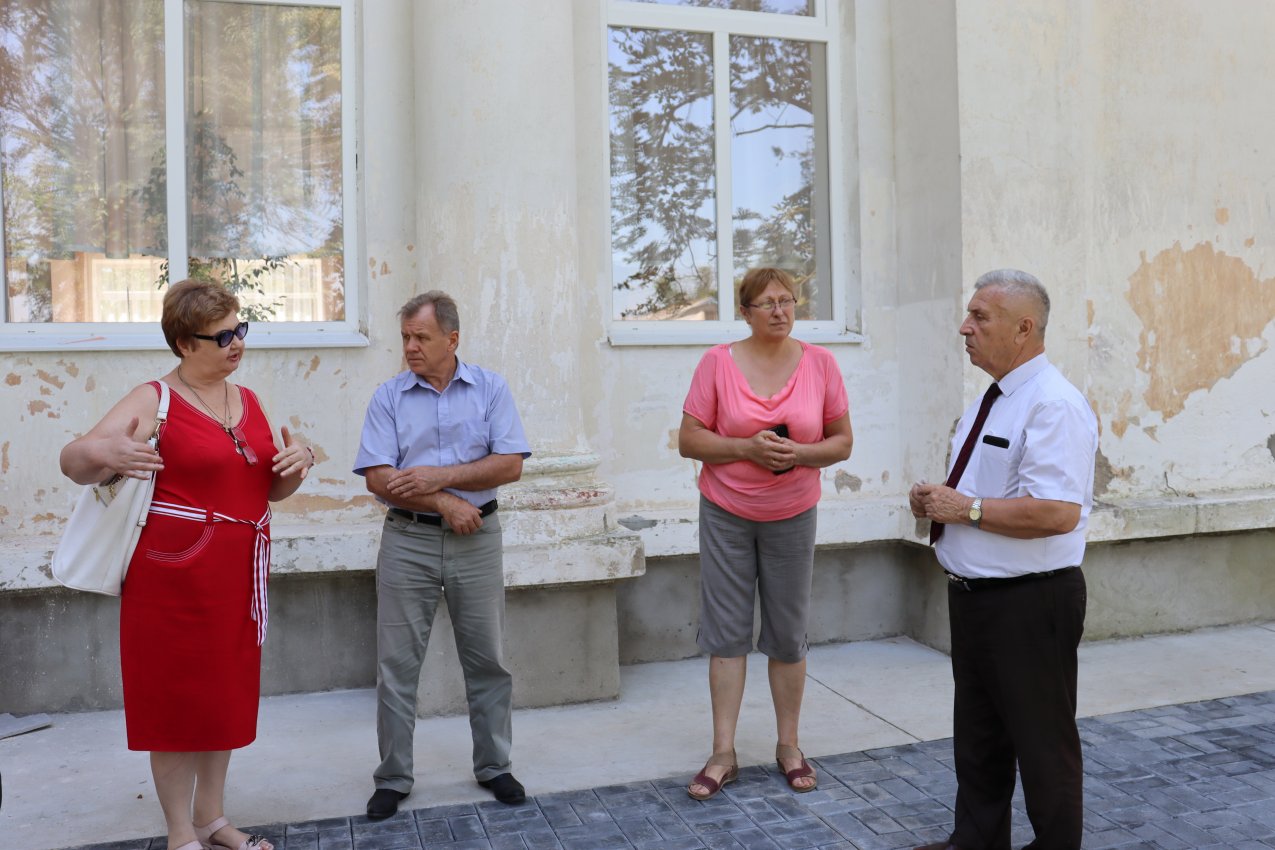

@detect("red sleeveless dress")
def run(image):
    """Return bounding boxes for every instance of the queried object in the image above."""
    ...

[120,380,275,751]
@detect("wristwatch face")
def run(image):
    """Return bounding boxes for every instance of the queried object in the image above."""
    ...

[969,501,982,522]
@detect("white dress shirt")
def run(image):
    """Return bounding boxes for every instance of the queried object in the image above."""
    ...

[936,353,1098,579]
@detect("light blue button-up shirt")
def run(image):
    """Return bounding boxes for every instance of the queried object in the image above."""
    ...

[353,358,531,511]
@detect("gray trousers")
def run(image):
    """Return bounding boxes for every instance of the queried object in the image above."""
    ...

[696,496,817,663]
[373,512,512,792]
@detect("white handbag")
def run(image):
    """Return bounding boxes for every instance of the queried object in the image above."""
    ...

[52,381,171,596]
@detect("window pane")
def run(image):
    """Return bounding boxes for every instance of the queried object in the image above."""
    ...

[632,0,814,16]
[730,36,829,320]
[609,26,717,321]
[185,0,344,323]
[0,0,167,323]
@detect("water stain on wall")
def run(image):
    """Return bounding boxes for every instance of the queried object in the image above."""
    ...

[36,369,65,389]
[1128,242,1275,420]
[1093,448,1131,497]
[834,470,861,493]
[285,493,377,513]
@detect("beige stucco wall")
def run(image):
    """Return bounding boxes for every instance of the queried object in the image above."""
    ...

[954,0,1275,539]
[3,0,1274,596]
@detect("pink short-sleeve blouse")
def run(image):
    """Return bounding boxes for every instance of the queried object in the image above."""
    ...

[683,341,848,522]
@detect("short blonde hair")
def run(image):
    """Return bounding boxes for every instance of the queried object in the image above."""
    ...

[161,279,240,358]
[738,267,798,312]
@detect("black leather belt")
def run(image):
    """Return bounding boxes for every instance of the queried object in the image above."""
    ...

[945,566,1077,592]
[390,499,498,526]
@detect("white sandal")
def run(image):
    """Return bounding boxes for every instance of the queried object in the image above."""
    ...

[194,816,273,850]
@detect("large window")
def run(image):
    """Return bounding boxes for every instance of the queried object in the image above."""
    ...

[607,0,849,343]
[0,0,358,349]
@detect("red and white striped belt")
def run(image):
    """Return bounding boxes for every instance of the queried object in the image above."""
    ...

[148,500,272,646]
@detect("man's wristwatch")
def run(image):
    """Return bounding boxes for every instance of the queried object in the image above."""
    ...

[968,497,983,529]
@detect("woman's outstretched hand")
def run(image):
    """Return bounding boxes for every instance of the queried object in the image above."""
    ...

[101,417,164,480]
[272,425,315,479]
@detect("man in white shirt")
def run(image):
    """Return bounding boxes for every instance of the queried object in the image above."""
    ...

[909,270,1098,850]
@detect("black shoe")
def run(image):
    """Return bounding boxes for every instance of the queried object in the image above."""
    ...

[366,788,408,819]
[478,772,526,805]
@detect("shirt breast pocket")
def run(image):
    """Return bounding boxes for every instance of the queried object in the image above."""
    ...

[458,418,492,461]
[975,436,1015,496]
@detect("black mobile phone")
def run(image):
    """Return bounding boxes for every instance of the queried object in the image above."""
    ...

[768,424,793,474]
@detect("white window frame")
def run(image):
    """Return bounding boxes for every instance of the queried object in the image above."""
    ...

[0,0,364,352]
[604,0,858,346]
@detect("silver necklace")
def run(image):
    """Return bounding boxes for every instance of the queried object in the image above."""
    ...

[177,366,232,432]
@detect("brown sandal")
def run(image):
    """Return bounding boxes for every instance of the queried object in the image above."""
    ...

[687,750,739,800]
[776,744,817,792]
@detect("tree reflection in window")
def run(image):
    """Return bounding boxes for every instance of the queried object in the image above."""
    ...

[609,27,717,321]
[0,0,345,325]
[609,22,829,322]
[731,36,829,321]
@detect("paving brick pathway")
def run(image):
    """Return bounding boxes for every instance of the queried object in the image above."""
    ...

[77,690,1275,850]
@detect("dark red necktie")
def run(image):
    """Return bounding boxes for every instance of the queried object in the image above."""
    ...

[930,383,1002,545]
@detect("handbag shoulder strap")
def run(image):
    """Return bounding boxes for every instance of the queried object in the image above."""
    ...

[149,381,171,443]
[155,380,171,420]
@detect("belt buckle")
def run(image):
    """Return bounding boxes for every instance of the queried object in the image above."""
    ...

[946,572,973,592]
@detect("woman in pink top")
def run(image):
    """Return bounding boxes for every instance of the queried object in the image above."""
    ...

[679,267,853,800]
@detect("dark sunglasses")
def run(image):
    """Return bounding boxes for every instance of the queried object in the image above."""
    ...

[193,321,249,347]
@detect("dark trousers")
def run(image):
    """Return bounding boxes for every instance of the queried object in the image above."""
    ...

[947,568,1086,850]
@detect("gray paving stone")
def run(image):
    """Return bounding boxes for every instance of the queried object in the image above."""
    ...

[633,837,704,850]
[614,816,663,844]
[317,833,355,850]
[351,832,421,850]
[414,818,452,843]
[66,690,1275,850]
[486,834,528,850]
[701,827,780,849]
[421,803,480,820]
[448,814,488,841]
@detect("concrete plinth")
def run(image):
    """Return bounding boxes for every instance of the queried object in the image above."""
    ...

[415,582,622,717]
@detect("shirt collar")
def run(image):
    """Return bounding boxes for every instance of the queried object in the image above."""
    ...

[398,356,477,393]
[996,352,1050,397]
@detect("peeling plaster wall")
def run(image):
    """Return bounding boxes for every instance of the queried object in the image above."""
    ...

[956,0,1275,507]
[0,1,419,576]
[577,1,947,550]
[4,0,1275,691]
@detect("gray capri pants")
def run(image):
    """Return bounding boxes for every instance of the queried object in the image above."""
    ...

[696,495,817,663]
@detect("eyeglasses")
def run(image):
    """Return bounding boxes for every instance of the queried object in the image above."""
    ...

[193,322,249,347]
[227,425,259,465]
[746,297,797,312]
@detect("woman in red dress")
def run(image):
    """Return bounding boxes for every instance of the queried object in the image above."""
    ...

[59,280,315,850]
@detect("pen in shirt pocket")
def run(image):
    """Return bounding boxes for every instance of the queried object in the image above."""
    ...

[982,435,1010,449]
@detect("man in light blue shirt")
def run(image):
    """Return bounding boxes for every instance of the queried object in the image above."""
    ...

[354,290,531,817]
